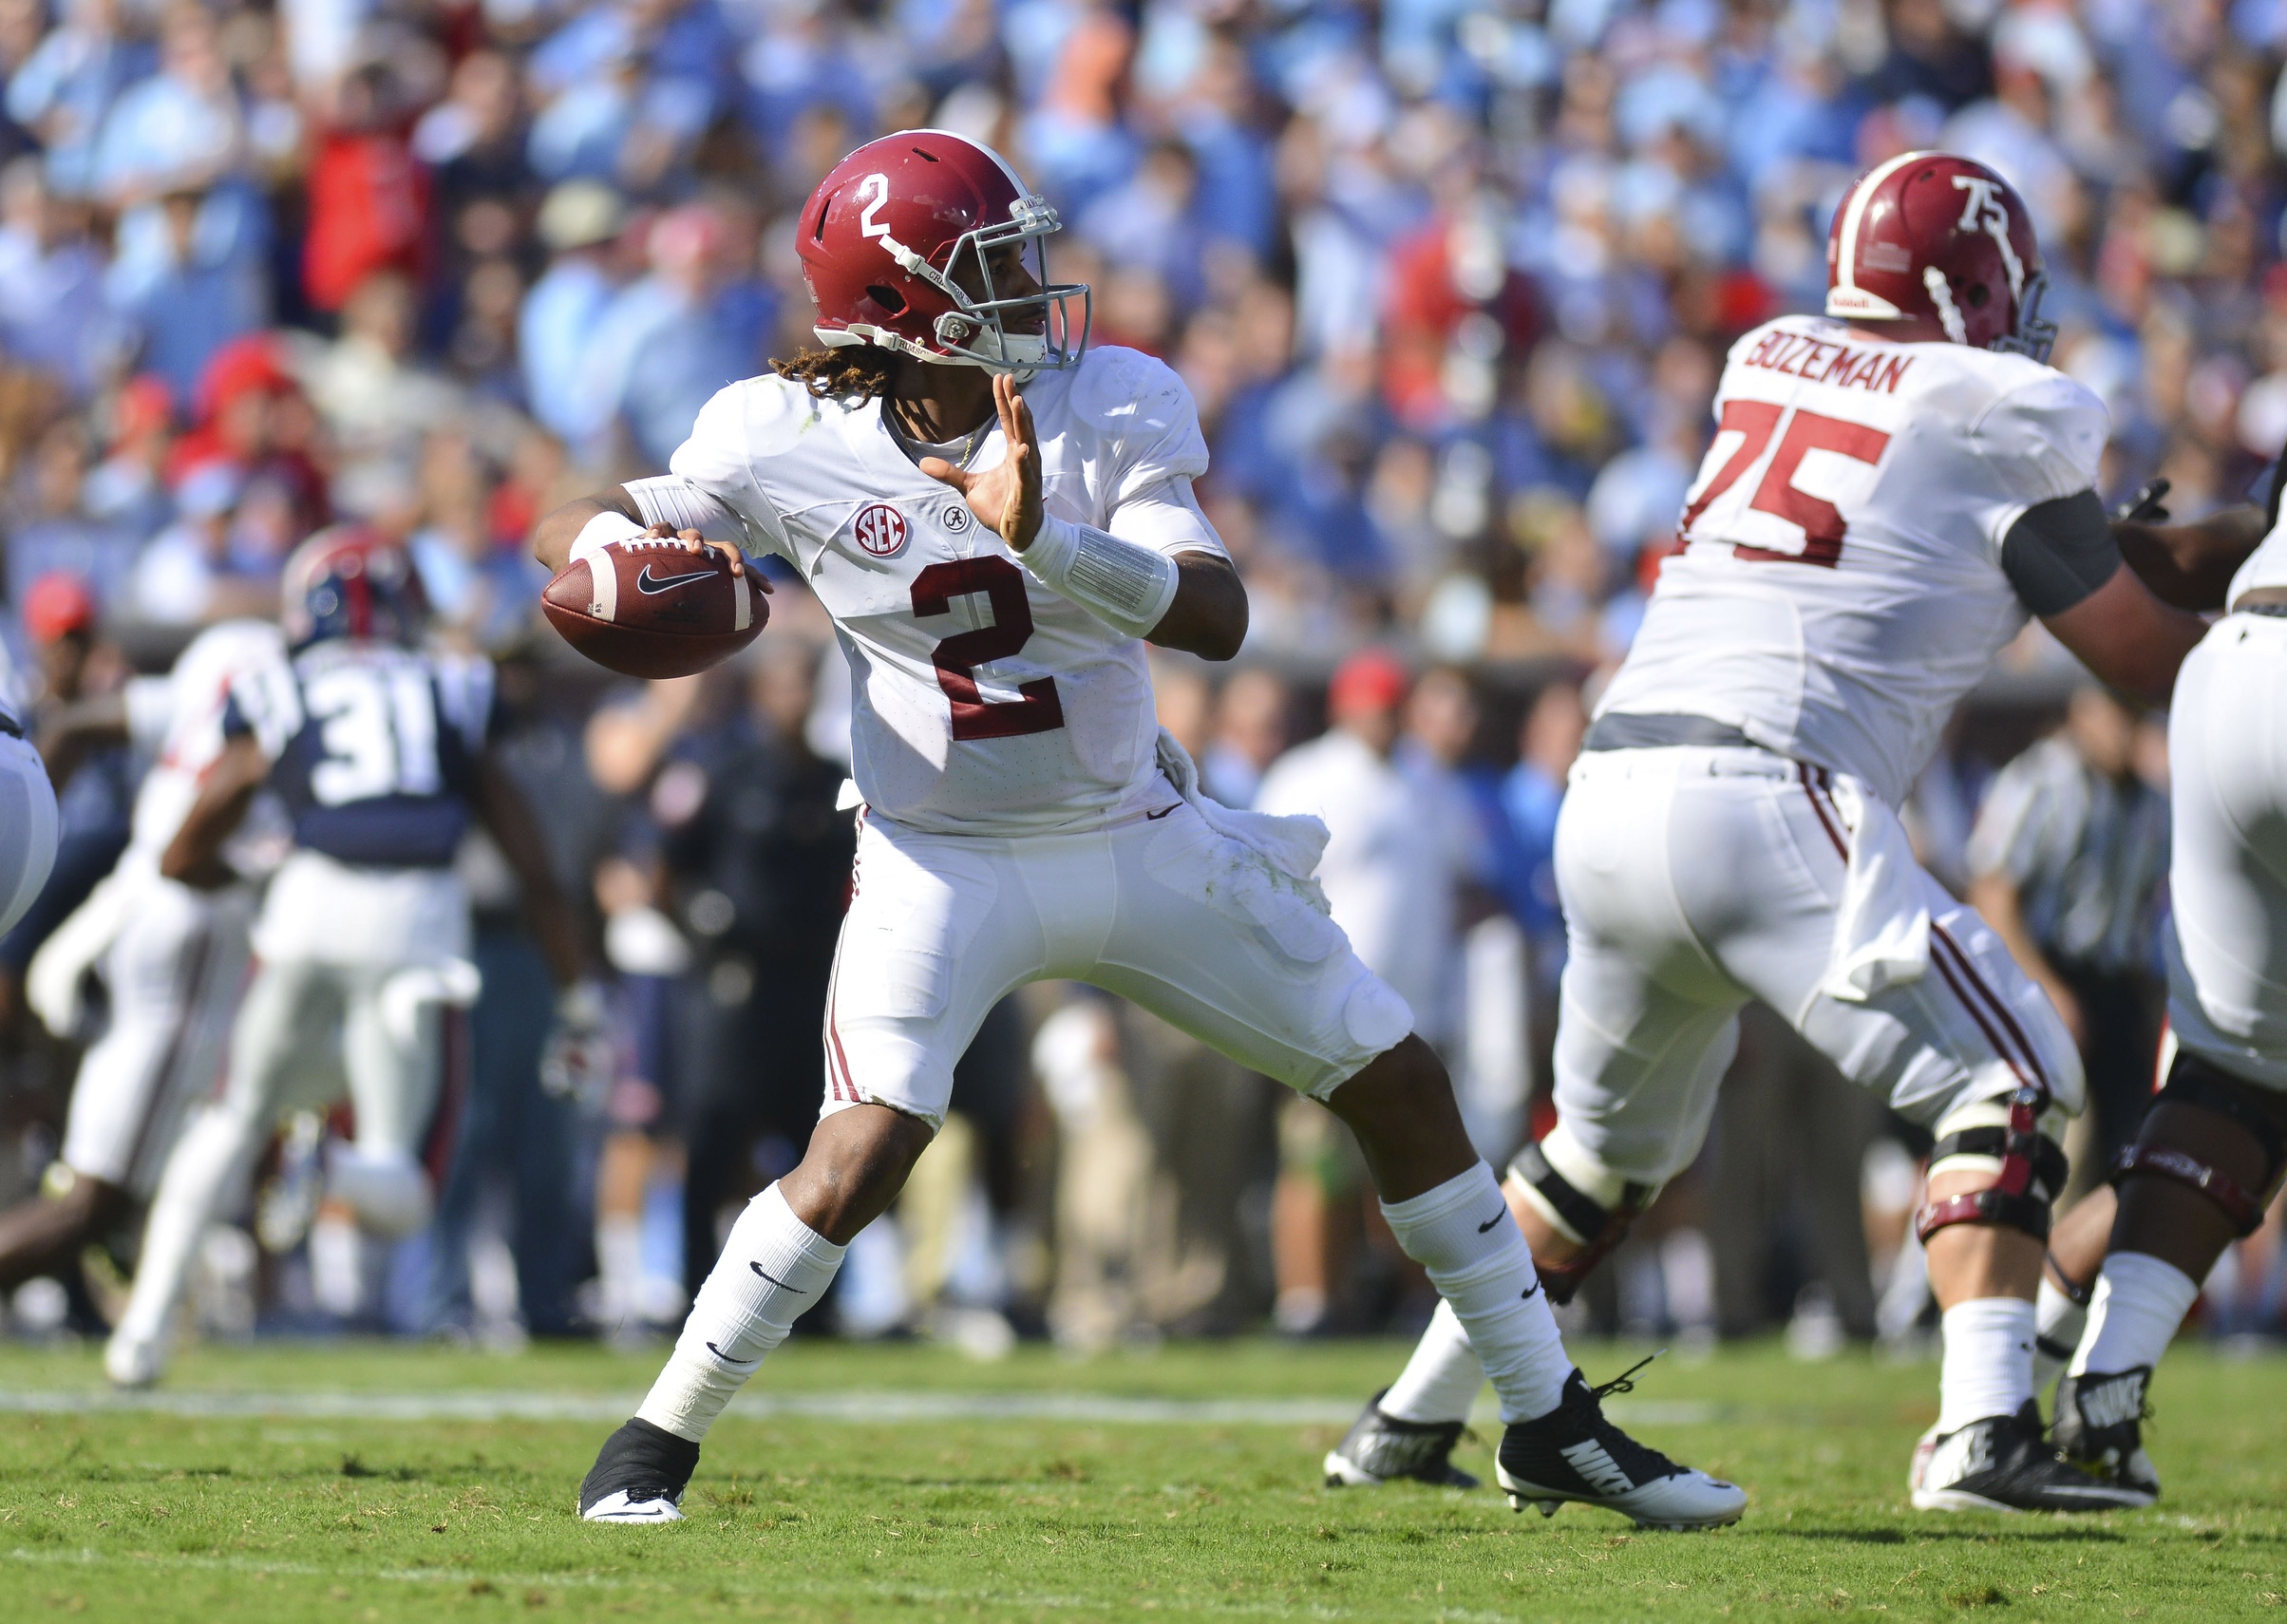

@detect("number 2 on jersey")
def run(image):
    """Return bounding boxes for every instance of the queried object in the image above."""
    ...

[912,557,1068,741]
[1682,403,1890,568]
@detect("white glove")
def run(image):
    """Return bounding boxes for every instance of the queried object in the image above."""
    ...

[540,978,614,1105]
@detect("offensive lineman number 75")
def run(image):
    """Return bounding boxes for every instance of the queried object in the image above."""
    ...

[1681,404,1891,568]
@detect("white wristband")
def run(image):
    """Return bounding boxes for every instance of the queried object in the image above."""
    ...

[1018,516,1180,639]
[570,509,645,619]
[623,475,733,538]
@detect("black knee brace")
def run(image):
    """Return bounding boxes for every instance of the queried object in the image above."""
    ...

[1508,1139,1654,1306]
[1915,1083,2068,1244]
[2107,1051,2287,1237]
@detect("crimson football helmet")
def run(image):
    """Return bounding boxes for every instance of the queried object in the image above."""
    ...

[281,526,430,649]
[798,129,1088,375]
[1824,151,2055,364]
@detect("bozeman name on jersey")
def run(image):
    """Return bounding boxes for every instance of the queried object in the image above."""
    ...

[1599,314,2108,807]
[666,345,1219,835]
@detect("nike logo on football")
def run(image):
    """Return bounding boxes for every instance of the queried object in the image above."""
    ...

[635,565,716,594]
[749,1262,805,1293]
[1145,805,1179,820]
[1479,1210,1507,1233]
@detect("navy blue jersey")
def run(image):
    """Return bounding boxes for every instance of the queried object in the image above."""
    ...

[223,641,494,869]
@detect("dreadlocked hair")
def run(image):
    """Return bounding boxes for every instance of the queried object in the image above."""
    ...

[773,344,898,403]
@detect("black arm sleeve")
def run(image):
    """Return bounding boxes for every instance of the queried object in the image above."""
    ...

[2000,490,2122,617]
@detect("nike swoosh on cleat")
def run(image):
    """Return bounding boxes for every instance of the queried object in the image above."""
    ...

[1145,805,1178,820]
[1479,1211,1508,1233]
[635,565,716,594]
[749,1262,805,1293]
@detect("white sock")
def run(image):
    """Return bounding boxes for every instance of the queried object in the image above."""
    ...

[635,1184,846,1443]
[1935,1297,2035,1435]
[1380,1298,1485,1424]
[1379,1163,1567,1424]
[2031,1276,2088,1396]
[2070,1252,2200,1378]
[115,1105,256,1349]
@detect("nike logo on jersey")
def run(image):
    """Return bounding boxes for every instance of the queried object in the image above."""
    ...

[636,565,717,594]
[1521,1278,1542,1301]
[1479,1210,1507,1233]
[1145,805,1178,821]
[749,1262,805,1293]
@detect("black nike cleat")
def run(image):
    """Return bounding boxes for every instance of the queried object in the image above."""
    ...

[1323,1389,1480,1488]
[1494,1360,1745,1530]
[1910,1401,2148,1512]
[2052,1367,2160,1507]
[579,1417,701,1522]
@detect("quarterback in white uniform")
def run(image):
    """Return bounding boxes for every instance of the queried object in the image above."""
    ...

[0,620,278,1294]
[1327,153,2237,1513]
[545,130,1742,1532]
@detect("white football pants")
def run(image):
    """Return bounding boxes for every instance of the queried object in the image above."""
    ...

[2164,613,2287,1092]
[822,797,1413,1127]
[61,878,255,1197]
[1549,745,2083,1185]
[113,951,475,1352]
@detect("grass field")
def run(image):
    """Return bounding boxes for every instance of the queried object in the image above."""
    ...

[0,1337,2282,1621]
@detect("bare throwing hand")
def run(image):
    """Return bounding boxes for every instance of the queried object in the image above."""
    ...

[918,374,1043,552]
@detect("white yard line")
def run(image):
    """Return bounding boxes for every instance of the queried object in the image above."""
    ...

[0,1388,1720,1426]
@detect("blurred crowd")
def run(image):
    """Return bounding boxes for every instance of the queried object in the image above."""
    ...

[5,0,2287,1357]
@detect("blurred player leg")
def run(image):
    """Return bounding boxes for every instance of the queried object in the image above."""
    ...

[328,961,468,1238]
[106,957,338,1386]
[0,881,248,1289]
[2053,621,2287,1503]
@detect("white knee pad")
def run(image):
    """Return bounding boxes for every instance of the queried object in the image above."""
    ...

[378,958,482,1045]
[1926,1096,2070,1189]
[326,1145,433,1238]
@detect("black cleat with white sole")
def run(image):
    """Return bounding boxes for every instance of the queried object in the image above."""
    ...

[579,1417,701,1522]
[2051,1367,2160,1507]
[1323,1389,1480,1488]
[1494,1360,1745,1530]
[1910,1402,2147,1513]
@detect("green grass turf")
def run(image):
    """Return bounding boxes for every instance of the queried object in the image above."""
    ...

[1,1337,2283,1621]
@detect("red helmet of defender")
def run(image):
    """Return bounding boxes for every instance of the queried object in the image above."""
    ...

[798,129,1089,376]
[1825,151,2055,364]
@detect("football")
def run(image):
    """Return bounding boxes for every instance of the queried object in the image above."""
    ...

[540,532,767,679]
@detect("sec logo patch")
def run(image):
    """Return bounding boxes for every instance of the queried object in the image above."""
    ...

[853,503,909,557]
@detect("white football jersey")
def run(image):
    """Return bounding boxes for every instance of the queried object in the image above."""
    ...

[125,619,286,859]
[666,345,1219,835]
[1597,314,2109,807]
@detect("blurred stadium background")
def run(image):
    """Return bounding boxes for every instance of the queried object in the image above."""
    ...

[0,0,2284,1369]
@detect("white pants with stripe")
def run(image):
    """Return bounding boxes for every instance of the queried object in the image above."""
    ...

[819,795,1414,1128]
[60,878,254,1198]
[2164,613,2287,1092]
[1548,745,2083,1185]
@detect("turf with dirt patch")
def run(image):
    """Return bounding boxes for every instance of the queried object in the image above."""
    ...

[0,1338,2280,1621]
